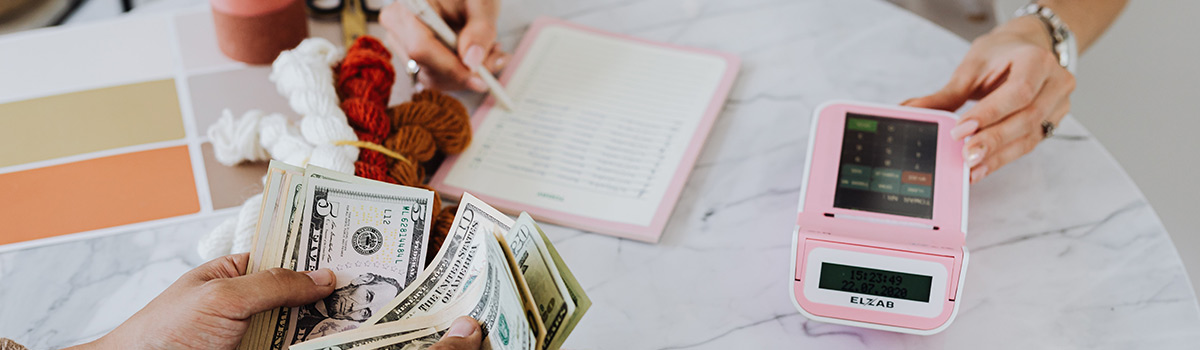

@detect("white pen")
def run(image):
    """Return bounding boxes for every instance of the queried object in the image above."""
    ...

[402,0,516,111]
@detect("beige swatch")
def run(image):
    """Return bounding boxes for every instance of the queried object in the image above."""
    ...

[0,79,185,168]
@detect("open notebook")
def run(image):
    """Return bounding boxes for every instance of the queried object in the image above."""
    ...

[430,17,740,242]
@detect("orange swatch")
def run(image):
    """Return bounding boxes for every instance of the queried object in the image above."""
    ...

[0,146,200,245]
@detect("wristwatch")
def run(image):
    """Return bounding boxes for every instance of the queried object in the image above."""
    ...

[1015,3,1078,74]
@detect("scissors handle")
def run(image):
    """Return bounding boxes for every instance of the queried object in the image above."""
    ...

[307,0,381,18]
[341,0,369,45]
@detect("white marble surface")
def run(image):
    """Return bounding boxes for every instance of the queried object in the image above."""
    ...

[3,0,1199,349]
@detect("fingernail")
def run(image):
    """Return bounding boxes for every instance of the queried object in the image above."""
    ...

[950,120,979,140]
[494,56,508,71]
[467,77,487,92]
[970,165,989,184]
[964,145,986,168]
[445,317,477,338]
[463,45,485,69]
[306,269,333,286]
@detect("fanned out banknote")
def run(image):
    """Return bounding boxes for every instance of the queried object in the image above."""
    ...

[290,193,590,350]
[238,162,435,350]
[502,213,591,350]
[237,164,588,350]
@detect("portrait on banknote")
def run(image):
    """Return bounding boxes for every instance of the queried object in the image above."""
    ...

[294,272,403,341]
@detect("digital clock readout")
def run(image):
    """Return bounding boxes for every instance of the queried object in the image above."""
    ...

[818,262,933,303]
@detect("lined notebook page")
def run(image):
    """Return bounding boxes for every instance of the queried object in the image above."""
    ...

[442,25,728,227]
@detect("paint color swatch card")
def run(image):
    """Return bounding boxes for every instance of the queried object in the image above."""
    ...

[431,17,740,242]
[0,7,415,251]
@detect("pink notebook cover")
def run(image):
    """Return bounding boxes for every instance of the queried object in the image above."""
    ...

[429,17,741,243]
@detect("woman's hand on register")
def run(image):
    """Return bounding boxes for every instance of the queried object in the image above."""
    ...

[903,1,1126,184]
[380,0,509,92]
[903,15,1073,184]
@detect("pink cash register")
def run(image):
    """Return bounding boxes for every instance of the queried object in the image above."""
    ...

[790,101,969,335]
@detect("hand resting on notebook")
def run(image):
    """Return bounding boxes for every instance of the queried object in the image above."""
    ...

[381,0,510,92]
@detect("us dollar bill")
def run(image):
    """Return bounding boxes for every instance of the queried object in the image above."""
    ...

[337,193,539,350]
[351,328,441,350]
[276,177,434,346]
[247,162,292,273]
[244,161,304,349]
[291,284,481,350]
[291,279,489,350]
[366,193,513,324]
[535,220,591,350]
[296,225,538,350]
[501,213,577,350]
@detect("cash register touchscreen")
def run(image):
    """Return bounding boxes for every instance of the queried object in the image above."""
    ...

[791,101,968,335]
[833,114,938,219]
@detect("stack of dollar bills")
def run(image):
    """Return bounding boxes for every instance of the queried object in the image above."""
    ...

[239,161,590,350]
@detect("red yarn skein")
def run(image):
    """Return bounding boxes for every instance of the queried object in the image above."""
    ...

[343,97,391,139]
[338,35,397,179]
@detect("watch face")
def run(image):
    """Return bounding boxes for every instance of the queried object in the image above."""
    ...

[1021,4,1076,74]
[1059,31,1078,74]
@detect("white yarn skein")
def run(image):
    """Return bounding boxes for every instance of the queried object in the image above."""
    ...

[308,144,357,174]
[208,109,270,166]
[196,193,262,260]
[258,113,314,167]
[197,218,235,260]
[229,193,263,255]
[202,37,362,260]
[271,38,359,165]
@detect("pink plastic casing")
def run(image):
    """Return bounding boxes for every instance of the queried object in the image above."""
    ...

[790,101,969,335]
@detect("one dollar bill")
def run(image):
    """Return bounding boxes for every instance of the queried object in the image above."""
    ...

[500,213,589,350]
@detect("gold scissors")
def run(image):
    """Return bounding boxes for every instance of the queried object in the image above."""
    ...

[306,0,381,45]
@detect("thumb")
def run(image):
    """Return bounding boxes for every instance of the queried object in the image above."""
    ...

[203,268,336,320]
[903,66,978,112]
[456,0,500,70]
[430,316,483,350]
[903,87,971,112]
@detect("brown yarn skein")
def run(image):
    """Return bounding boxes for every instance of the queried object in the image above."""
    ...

[388,101,471,154]
[379,89,472,186]
[389,101,445,129]
[412,89,468,120]
[415,184,442,215]
[384,125,437,163]
[428,205,458,264]
[422,106,472,154]
[389,160,426,186]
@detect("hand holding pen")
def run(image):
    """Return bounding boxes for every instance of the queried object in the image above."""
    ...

[380,0,513,107]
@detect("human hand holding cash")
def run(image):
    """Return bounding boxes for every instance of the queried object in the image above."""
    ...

[286,192,591,350]
[66,162,589,350]
[59,252,336,350]
[58,252,485,350]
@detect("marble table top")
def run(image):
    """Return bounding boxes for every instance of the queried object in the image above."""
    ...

[2,0,1198,349]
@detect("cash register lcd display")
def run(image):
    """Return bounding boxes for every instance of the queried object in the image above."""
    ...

[818,262,933,303]
[833,113,938,219]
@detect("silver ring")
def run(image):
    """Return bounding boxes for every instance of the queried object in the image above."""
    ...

[1041,120,1056,139]
[405,59,421,84]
